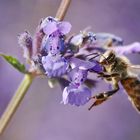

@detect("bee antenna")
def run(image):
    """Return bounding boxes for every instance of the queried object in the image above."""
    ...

[86,52,109,65]
[85,52,100,57]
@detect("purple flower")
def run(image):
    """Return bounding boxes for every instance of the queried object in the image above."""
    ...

[41,35,65,56]
[88,59,103,73]
[41,55,69,78]
[40,34,68,78]
[69,67,88,86]
[95,32,123,46]
[69,31,96,47]
[69,57,103,73]
[40,16,58,31]
[61,57,103,106]
[62,67,92,106]
[109,42,140,55]
[39,17,71,78]
[41,16,71,36]
[69,57,96,69]
[62,84,91,106]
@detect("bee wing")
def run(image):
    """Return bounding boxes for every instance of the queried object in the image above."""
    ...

[127,65,140,76]
[129,65,140,69]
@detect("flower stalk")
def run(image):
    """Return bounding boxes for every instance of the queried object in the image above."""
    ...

[0,74,34,134]
[55,0,71,20]
[0,0,71,135]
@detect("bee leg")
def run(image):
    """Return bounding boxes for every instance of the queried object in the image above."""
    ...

[88,82,119,110]
[98,72,119,79]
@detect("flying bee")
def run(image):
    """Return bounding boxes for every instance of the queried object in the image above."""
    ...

[88,50,140,113]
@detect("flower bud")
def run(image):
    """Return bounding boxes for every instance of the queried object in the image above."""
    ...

[18,31,33,63]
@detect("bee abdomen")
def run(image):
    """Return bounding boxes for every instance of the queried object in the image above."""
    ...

[121,77,140,112]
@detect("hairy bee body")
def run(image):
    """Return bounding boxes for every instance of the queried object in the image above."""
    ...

[121,77,140,112]
[99,50,140,112]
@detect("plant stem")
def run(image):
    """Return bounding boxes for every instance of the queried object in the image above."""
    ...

[55,0,71,20]
[0,74,34,134]
[0,0,71,135]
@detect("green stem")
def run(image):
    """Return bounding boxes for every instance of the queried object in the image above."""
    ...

[0,74,34,134]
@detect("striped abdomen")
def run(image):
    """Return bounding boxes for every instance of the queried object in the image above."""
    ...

[121,77,140,112]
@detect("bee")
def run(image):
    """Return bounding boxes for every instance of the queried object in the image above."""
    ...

[88,50,140,113]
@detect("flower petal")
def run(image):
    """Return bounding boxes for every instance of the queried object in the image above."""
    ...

[43,22,58,35]
[110,42,140,55]
[70,57,96,70]
[90,60,103,73]
[62,87,69,104]
[96,32,123,46]
[57,21,72,35]
[40,16,57,29]
[63,84,91,106]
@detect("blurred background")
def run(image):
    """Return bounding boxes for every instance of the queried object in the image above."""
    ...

[0,0,140,140]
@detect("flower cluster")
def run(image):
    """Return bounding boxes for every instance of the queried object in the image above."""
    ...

[18,16,140,107]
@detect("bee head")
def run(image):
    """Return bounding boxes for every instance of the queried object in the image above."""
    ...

[100,50,116,65]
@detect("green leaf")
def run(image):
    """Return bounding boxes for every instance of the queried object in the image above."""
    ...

[0,53,27,73]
